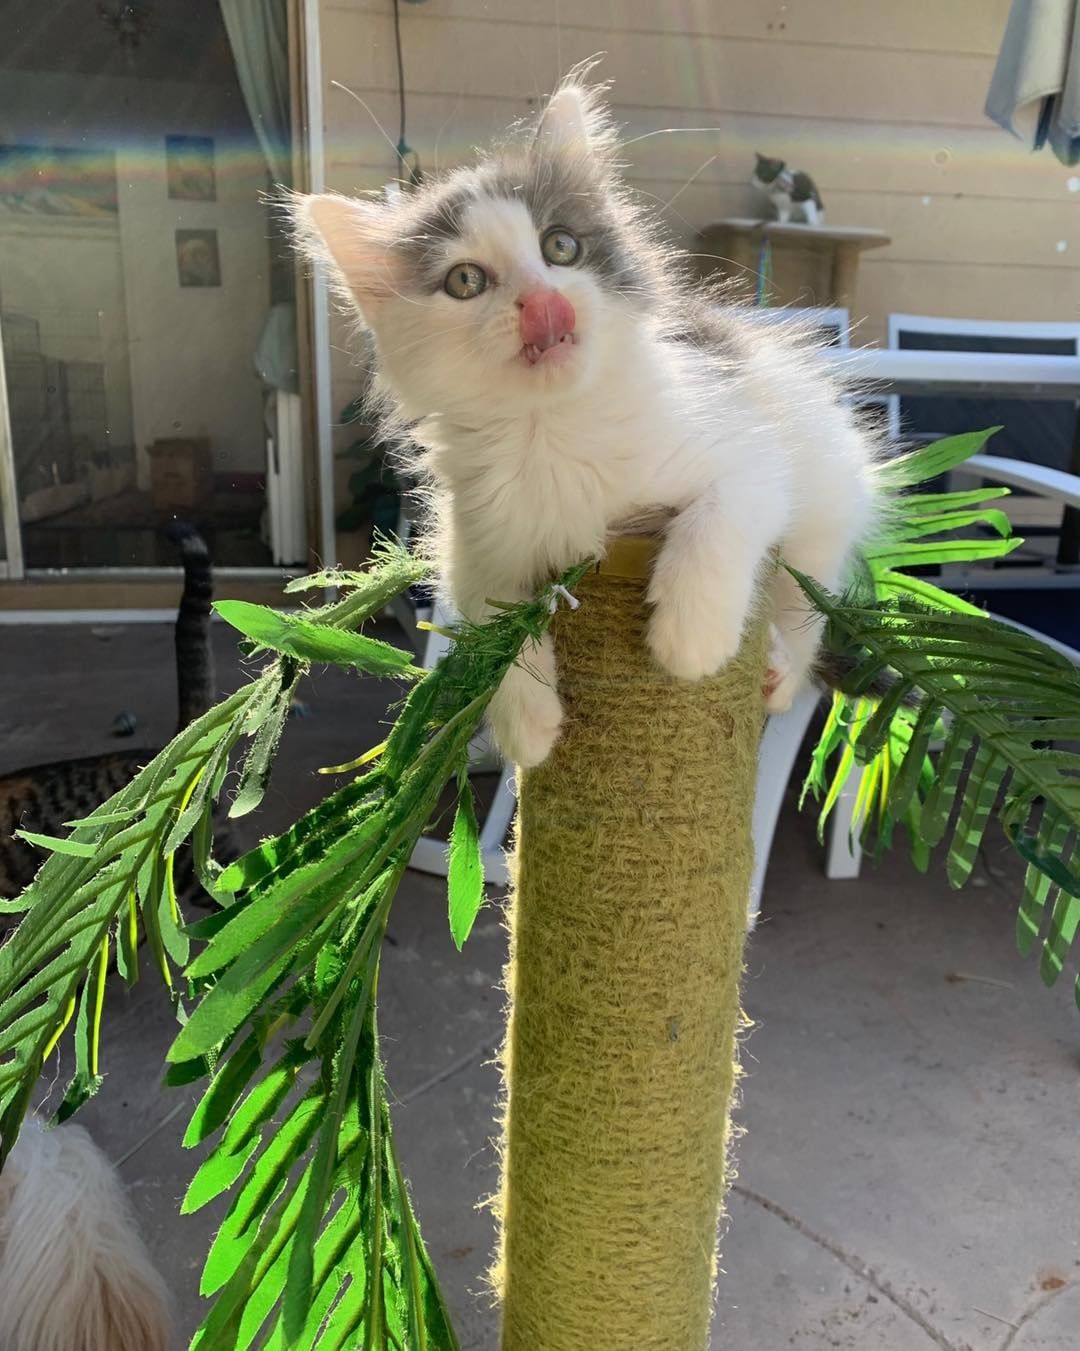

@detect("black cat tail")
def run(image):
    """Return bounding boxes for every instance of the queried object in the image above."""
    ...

[166,521,215,730]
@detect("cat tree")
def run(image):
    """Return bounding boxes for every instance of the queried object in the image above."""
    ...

[493,536,769,1351]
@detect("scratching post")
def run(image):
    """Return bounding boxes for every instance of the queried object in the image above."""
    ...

[494,537,769,1351]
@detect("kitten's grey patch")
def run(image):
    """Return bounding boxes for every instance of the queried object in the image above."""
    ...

[396,179,479,289]
[485,153,643,292]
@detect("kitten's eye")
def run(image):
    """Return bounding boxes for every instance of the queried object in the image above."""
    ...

[444,262,488,299]
[541,228,581,267]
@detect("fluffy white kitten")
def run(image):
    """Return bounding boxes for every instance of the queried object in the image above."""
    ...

[293,76,878,767]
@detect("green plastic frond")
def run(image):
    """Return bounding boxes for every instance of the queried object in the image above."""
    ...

[175,559,589,1349]
[799,572,1080,1006]
[0,529,587,1350]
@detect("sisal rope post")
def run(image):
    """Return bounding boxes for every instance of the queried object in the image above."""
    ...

[493,535,768,1351]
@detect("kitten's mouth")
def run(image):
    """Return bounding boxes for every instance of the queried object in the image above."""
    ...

[520,333,576,367]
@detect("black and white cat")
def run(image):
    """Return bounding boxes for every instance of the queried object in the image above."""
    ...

[292,75,877,766]
[751,152,825,225]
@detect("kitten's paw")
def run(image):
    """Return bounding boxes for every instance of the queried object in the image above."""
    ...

[647,601,743,681]
[763,625,798,713]
[487,667,564,768]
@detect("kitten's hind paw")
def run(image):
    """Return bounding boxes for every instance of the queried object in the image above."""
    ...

[763,624,798,713]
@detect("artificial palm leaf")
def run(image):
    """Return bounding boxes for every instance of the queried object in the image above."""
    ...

[801,429,1080,1009]
[175,561,590,1348]
[0,536,587,1348]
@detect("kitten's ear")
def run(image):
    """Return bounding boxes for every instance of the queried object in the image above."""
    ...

[538,86,593,151]
[289,191,397,317]
[535,80,613,164]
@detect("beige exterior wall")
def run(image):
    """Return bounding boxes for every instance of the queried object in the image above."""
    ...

[318,0,1078,428]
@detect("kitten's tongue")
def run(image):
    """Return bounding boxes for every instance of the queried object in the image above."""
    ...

[519,289,576,362]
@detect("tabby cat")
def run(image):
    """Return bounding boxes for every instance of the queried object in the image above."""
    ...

[0,523,215,898]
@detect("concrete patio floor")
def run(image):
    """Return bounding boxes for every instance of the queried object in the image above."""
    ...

[1,618,1077,1350]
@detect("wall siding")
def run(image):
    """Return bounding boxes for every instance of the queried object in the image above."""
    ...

[318,0,1078,437]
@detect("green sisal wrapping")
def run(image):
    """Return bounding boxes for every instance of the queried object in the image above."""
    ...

[494,536,768,1351]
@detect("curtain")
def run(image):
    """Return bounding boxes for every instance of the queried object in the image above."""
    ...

[219,0,292,187]
[219,0,297,394]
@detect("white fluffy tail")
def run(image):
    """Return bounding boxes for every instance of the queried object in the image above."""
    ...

[0,1116,171,1351]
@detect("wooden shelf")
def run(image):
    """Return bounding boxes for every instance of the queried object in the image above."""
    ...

[696,217,891,310]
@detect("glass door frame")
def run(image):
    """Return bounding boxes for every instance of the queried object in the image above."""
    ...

[0,310,25,580]
[301,0,336,574]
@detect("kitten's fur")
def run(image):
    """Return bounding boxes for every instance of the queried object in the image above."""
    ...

[751,152,825,225]
[293,74,877,767]
[0,523,215,897]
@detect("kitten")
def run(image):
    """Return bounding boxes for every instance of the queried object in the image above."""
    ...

[0,523,216,898]
[751,152,825,225]
[292,74,877,767]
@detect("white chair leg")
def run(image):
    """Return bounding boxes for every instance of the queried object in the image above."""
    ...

[749,690,819,925]
[479,762,517,853]
[824,768,864,880]
[421,599,454,669]
[409,759,516,888]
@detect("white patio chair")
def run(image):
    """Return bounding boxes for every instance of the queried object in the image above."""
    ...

[884,314,1080,569]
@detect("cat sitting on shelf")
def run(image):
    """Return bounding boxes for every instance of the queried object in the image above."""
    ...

[751,153,825,225]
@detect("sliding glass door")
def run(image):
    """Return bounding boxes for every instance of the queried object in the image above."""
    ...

[0,0,307,572]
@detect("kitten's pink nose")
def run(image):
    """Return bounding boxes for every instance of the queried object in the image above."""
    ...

[518,288,576,351]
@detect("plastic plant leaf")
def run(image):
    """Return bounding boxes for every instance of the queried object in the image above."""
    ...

[890,506,1013,540]
[863,535,1023,570]
[230,671,301,819]
[214,601,419,677]
[448,776,485,951]
[14,831,98,858]
[877,427,1000,488]
[945,743,1008,888]
[1041,872,1080,988]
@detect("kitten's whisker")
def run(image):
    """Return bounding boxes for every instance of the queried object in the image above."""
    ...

[620,126,727,149]
[330,79,402,165]
[385,318,491,359]
[663,154,720,211]
[434,89,465,176]
[682,250,767,285]
[631,186,698,235]
[380,281,445,310]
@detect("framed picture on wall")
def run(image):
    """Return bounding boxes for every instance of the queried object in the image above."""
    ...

[165,134,216,202]
[176,229,221,287]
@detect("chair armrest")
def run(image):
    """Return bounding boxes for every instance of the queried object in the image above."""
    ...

[963,455,1080,508]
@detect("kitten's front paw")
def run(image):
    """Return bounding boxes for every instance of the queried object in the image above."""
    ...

[647,600,743,681]
[487,666,564,768]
